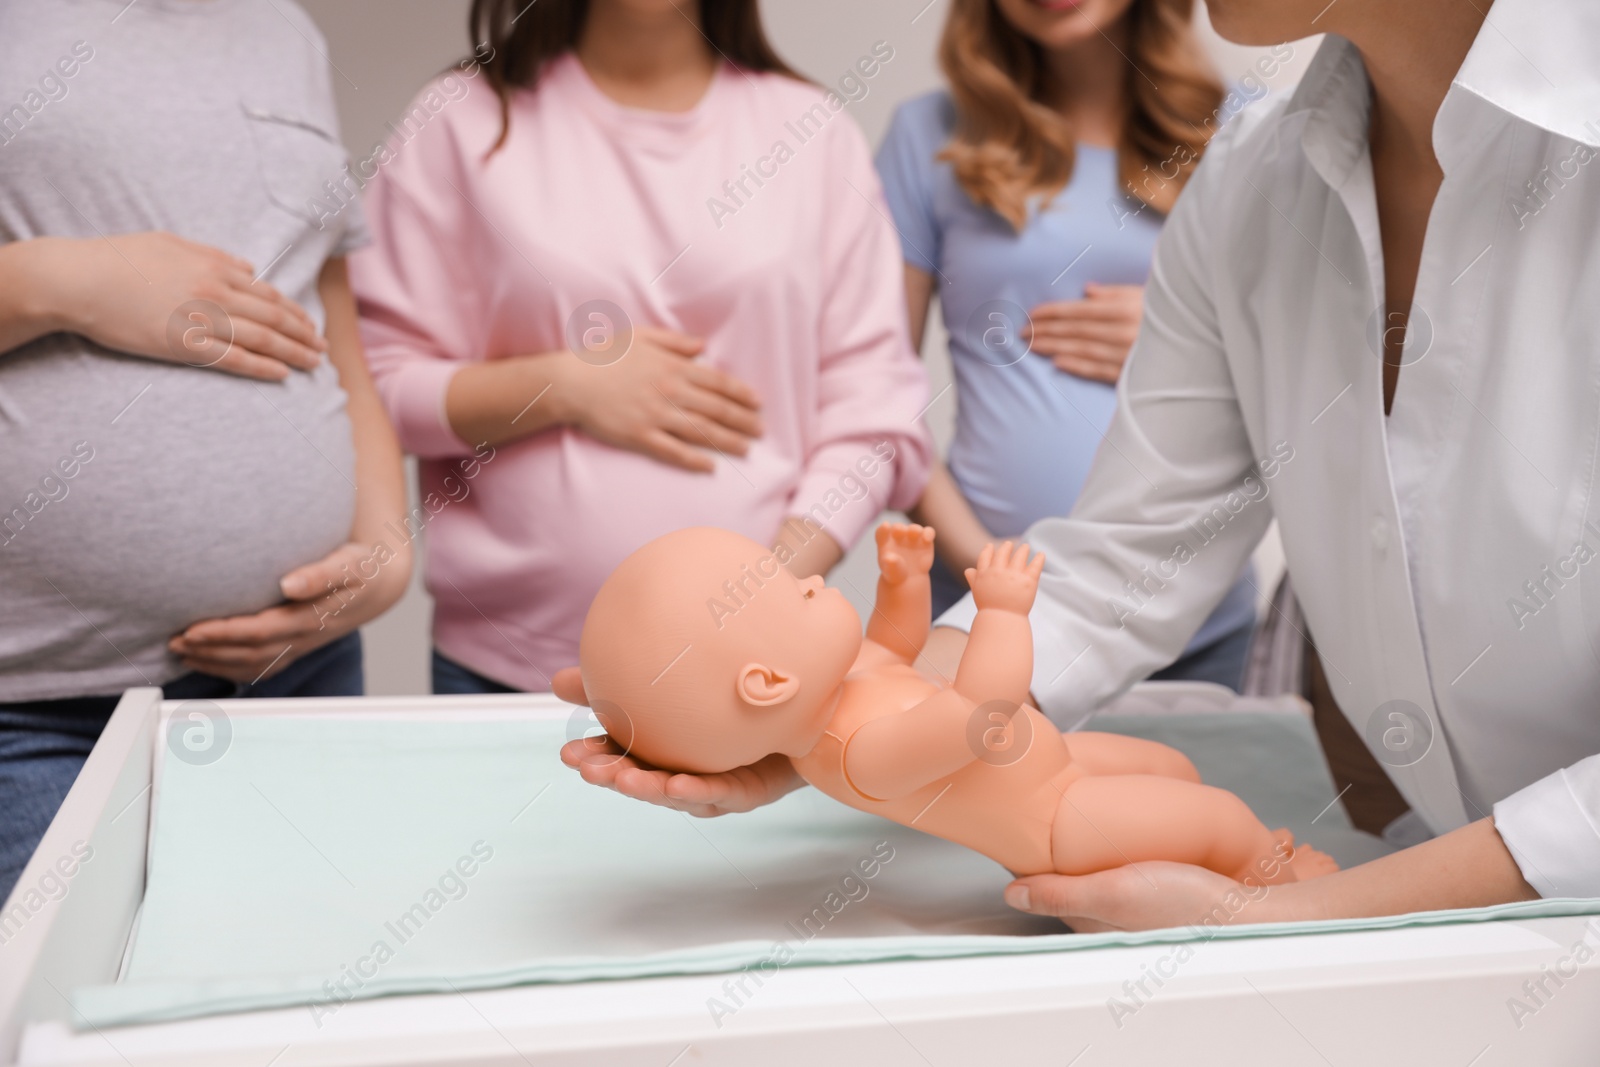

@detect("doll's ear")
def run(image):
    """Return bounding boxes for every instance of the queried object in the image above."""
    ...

[736,663,801,707]
[552,667,590,706]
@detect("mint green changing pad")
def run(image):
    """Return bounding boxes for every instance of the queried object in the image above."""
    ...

[71,710,1600,1029]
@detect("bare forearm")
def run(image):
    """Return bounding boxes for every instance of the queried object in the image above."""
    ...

[866,573,931,661]
[903,263,933,353]
[345,393,410,574]
[953,608,1033,709]
[347,393,406,539]
[909,461,991,578]
[917,625,967,687]
[444,350,573,449]
[775,517,844,579]
[1261,819,1538,922]
[0,239,71,353]
[320,261,411,582]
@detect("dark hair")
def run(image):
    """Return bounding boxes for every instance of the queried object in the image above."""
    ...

[467,0,802,151]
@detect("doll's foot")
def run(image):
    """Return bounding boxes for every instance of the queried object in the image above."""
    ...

[1281,842,1340,881]
[1235,828,1336,885]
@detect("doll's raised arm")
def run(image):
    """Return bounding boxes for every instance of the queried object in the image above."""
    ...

[843,542,1045,799]
[862,523,936,664]
[948,542,1041,712]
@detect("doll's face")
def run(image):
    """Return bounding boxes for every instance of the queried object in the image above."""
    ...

[569,528,863,773]
[736,568,864,750]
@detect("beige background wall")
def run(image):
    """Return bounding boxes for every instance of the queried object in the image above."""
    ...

[292,0,1316,695]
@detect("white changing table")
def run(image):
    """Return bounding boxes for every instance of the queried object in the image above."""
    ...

[1,689,1595,1066]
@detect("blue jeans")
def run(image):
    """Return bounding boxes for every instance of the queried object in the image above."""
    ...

[0,632,364,901]
[431,651,519,695]
[1148,618,1254,692]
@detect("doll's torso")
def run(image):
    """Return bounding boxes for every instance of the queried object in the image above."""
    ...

[791,642,1080,876]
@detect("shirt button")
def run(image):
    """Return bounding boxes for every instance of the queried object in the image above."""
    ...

[1371,516,1390,551]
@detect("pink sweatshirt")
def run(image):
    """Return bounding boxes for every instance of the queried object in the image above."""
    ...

[351,55,932,691]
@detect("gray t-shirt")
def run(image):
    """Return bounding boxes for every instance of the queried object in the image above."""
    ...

[0,0,367,700]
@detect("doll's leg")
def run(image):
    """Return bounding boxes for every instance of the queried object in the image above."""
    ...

[1060,733,1200,783]
[1050,774,1337,883]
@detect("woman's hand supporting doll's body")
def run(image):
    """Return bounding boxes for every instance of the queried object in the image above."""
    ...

[557,523,1338,886]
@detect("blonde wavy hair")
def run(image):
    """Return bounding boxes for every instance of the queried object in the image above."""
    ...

[938,0,1224,226]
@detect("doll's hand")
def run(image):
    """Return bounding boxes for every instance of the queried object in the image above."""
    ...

[1004,861,1294,932]
[559,737,806,818]
[964,541,1045,615]
[876,522,935,585]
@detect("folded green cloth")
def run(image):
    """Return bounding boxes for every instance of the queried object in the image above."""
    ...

[71,711,1600,1029]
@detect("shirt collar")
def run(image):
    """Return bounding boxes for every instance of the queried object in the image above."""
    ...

[1283,35,1370,190]
[1453,0,1600,147]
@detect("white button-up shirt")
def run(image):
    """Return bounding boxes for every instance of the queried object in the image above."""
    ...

[939,2,1600,898]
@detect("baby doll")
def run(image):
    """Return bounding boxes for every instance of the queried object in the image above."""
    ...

[553,523,1337,883]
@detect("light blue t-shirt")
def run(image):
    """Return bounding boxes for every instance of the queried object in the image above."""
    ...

[876,91,1254,649]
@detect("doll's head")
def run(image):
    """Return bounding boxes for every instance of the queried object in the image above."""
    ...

[553,528,863,774]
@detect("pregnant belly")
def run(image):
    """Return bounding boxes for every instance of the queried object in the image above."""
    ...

[0,350,356,675]
[421,430,800,668]
[61,441,356,629]
[949,362,1116,536]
